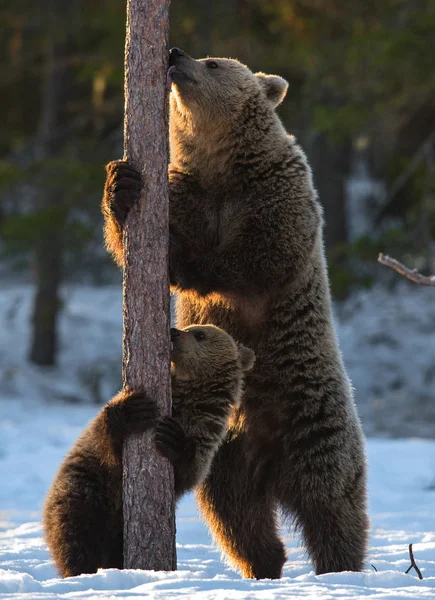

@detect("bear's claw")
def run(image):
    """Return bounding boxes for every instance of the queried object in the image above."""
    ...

[103,160,143,229]
[106,390,157,438]
[155,416,194,464]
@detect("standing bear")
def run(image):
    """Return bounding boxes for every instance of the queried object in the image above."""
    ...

[102,47,368,578]
[44,325,254,577]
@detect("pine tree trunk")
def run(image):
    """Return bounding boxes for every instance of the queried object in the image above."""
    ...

[28,35,64,367]
[122,0,175,571]
[29,232,63,366]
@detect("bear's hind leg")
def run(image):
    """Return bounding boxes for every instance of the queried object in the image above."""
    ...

[196,437,286,579]
[287,468,368,574]
[44,459,118,577]
[298,498,368,574]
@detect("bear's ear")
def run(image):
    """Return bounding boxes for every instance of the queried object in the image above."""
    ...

[256,73,288,108]
[237,345,256,372]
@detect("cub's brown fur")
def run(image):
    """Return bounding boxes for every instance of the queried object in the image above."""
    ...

[44,325,254,577]
[102,49,369,578]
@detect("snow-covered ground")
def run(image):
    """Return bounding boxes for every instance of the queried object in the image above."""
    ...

[1,401,435,598]
[1,283,435,598]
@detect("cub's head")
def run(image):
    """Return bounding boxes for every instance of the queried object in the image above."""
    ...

[167,47,288,124]
[170,325,255,382]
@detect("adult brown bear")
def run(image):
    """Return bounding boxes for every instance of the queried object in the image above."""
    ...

[102,48,368,578]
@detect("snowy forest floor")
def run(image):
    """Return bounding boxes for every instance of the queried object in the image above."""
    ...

[1,283,435,598]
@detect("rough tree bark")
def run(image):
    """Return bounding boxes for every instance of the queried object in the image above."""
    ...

[122,0,175,570]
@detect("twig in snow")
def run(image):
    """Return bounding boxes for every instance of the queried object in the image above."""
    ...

[404,543,423,579]
[378,253,435,286]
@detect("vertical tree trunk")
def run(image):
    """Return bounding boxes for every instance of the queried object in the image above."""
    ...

[306,129,352,300]
[122,0,175,571]
[422,145,435,274]
[29,231,63,366]
[29,34,65,366]
[308,131,351,252]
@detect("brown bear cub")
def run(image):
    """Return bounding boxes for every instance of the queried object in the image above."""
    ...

[102,49,369,579]
[44,325,254,578]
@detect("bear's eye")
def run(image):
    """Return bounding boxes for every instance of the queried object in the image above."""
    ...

[206,61,219,69]
[194,331,206,342]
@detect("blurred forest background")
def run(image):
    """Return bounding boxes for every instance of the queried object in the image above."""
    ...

[1,0,435,435]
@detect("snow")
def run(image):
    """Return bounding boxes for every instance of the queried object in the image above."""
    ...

[337,283,435,438]
[1,283,435,598]
[1,430,435,599]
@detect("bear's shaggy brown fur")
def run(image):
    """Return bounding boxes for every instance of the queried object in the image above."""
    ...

[44,325,254,577]
[102,48,369,578]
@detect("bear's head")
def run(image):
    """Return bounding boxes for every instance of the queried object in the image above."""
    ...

[167,47,288,124]
[170,324,255,382]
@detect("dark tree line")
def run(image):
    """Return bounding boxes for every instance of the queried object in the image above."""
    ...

[1,0,434,365]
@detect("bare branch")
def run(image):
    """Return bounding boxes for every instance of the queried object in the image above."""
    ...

[404,543,423,579]
[378,253,435,286]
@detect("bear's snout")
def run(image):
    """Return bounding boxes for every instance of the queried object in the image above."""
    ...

[169,47,185,65]
[168,48,195,89]
[170,328,182,340]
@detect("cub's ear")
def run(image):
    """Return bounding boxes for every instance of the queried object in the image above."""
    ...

[237,345,255,372]
[255,73,288,108]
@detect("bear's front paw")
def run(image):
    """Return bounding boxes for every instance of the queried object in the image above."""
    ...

[154,417,195,464]
[106,390,157,439]
[103,160,143,228]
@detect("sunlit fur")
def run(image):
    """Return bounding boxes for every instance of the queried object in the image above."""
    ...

[43,324,254,577]
[102,52,368,578]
